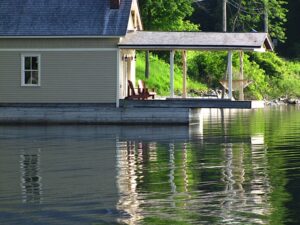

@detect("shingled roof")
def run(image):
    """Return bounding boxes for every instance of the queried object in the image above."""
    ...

[119,31,273,51]
[0,0,133,36]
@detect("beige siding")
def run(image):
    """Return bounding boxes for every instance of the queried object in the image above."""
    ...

[0,51,117,103]
[127,12,135,31]
[0,38,119,49]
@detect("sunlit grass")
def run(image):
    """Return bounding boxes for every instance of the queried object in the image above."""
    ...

[136,52,207,96]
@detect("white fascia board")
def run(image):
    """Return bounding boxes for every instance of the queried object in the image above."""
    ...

[254,47,266,52]
[118,46,258,51]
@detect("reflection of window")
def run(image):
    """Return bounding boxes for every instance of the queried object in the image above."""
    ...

[21,54,40,86]
[20,152,42,203]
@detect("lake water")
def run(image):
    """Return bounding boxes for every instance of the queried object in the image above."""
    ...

[0,106,299,225]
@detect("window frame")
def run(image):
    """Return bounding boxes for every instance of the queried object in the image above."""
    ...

[21,54,41,87]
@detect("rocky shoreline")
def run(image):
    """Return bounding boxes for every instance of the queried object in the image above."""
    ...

[265,98,300,105]
[191,88,300,105]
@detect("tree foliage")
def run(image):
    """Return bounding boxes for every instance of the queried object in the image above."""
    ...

[190,0,288,42]
[137,0,300,100]
[138,0,199,31]
[188,51,300,99]
[278,0,300,58]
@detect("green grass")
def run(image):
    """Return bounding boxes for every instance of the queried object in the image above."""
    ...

[136,52,207,96]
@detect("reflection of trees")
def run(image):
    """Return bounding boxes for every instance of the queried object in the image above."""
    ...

[202,109,272,223]
[115,137,274,224]
[20,150,42,204]
[263,107,299,224]
[115,108,294,224]
[203,108,291,224]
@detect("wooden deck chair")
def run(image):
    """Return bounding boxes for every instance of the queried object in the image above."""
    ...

[126,80,142,100]
[137,80,156,100]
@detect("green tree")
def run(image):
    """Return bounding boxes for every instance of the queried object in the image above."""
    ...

[190,0,288,42]
[226,0,288,42]
[278,0,300,58]
[138,0,199,31]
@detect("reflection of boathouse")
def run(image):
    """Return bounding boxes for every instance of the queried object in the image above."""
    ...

[0,111,284,224]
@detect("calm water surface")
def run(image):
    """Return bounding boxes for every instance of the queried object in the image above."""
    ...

[0,106,300,225]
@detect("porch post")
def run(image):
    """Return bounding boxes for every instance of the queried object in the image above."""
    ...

[182,50,187,98]
[116,49,120,108]
[145,51,150,79]
[228,50,233,100]
[170,50,175,98]
[239,51,244,100]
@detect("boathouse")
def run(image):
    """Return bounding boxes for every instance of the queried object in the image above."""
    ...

[0,0,273,108]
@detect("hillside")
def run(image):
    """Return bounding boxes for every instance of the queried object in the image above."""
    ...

[135,52,207,97]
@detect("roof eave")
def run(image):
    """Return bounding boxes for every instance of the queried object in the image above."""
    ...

[118,44,264,51]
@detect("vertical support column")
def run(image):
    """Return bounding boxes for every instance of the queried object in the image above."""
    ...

[170,50,175,98]
[221,0,227,99]
[182,50,187,98]
[239,51,244,100]
[116,49,120,108]
[145,50,150,79]
[228,50,233,100]
[129,51,136,87]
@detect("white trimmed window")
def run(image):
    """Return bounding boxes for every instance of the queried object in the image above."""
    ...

[21,54,40,86]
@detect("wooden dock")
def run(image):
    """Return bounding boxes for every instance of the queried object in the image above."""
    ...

[120,99,265,109]
[0,99,264,125]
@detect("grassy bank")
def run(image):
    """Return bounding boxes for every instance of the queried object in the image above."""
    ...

[135,51,300,100]
[136,52,207,96]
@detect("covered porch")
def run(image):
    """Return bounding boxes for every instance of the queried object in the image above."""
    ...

[117,31,273,108]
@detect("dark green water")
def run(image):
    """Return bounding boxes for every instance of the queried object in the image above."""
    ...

[0,106,299,224]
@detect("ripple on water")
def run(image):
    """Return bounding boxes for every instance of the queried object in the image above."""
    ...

[0,107,299,224]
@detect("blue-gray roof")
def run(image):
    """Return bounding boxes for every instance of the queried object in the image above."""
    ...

[0,0,132,36]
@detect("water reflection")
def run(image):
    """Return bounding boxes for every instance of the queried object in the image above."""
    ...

[249,134,271,218]
[116,140,192,224]
[115,108,289,224]
[116,140,144,224]
[0,107,299,224]
[219,135,271,224]
[20,149,43,204]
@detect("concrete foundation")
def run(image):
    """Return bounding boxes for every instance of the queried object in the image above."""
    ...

[0,106,190,125]
[0,99,264,125]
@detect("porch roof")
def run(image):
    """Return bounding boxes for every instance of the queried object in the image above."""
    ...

[119,31,273,51]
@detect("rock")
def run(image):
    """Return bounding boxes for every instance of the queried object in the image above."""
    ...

[287,98,299,104]
[265,98,300,106]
